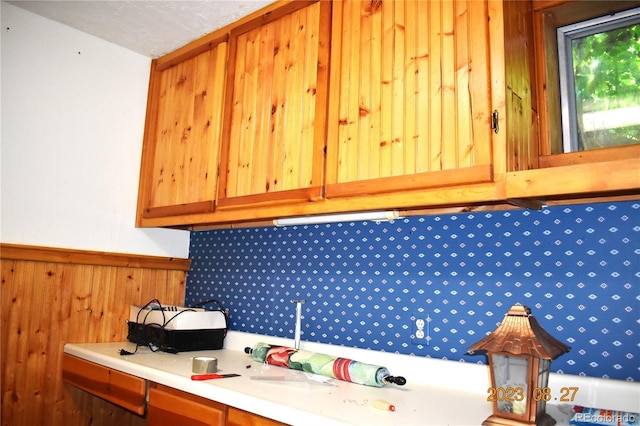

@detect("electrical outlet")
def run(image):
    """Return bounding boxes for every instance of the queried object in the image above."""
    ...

[411,314,429,345]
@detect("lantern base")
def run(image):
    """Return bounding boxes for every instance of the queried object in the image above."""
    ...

[481,413,556,426]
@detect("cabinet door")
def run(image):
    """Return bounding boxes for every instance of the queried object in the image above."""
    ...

[227,407,288,426]
[217,1,331,209]
[147,383,226,426]
[61,354,146,415]
[325,0,494,198]
[137,36,228,221]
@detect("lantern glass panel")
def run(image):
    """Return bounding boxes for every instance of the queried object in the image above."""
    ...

[537,358,551,416]
[491,354,529,416]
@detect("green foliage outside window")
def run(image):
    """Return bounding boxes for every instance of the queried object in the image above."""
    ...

[572,23,640,150]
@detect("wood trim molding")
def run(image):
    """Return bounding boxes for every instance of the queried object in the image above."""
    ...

[143,200,216,219]
[0,243,190,271]
[325,165,494,199]
[216,187,324,210]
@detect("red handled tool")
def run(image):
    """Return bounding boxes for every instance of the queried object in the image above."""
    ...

[191,373,241,380]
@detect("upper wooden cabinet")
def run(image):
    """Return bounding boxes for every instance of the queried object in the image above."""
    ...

[135,0,639,228]
[136,34,228,223]
[325,0,495,198]
[216,1,331,209]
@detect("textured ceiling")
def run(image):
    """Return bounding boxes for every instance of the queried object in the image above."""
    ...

[7,0,274,58]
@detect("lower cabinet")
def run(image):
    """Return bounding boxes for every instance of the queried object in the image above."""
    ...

[62,354,146,415]
[62,354,288,426]
[148,383,226,426]
[147,385,288,426]
[227,407,287,426]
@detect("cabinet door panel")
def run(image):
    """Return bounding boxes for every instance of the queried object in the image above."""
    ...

[139,38,227,219]
[147,384,226,426]
[227,407,288,426]
[326,0,493,198]
[62,354,146,415]
[218,1,330,208]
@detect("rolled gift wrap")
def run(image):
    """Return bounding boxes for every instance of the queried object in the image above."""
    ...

[245,342,406,387]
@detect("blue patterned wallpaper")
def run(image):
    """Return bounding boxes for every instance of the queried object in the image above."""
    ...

[186,201,639,381]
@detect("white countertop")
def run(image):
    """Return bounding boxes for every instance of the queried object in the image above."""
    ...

[63,331,638,425]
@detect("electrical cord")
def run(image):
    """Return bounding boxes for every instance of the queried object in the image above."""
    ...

[121,299,170,355]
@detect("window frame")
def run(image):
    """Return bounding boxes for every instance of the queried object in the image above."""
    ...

[532,0,640,166]
[556,6,640,153]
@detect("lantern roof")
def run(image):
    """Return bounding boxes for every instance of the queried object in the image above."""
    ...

[468,305,570,360]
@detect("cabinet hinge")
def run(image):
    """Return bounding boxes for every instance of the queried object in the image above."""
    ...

[491,110,499,134]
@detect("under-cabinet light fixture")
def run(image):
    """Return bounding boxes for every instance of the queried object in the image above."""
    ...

[273,211,401,227]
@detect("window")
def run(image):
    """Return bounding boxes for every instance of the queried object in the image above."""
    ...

[557,7,640,153]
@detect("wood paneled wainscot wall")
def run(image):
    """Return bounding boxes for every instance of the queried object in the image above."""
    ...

[1,244,189,426]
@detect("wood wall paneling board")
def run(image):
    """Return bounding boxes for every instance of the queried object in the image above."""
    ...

[0,243,190,270]
[441,0,457,170]
[468,0,492,167]
[428,0,443,174]
[217,1,328,209]
[360,0,374,181]
[255,19,275,196]
[403,0,417,176]
[282,10,303,193]
[454,0,470,169]
[380,0,394,178]
[1,244,186,426]
[487,0,508,180]
[503,0,538,172]
[533,3,563,156]
[302,4,328,193]
[2,260,31,425]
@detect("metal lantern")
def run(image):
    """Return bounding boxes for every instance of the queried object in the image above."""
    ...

[468,305,570,426]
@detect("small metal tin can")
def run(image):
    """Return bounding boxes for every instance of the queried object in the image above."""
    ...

[192,356,218,374]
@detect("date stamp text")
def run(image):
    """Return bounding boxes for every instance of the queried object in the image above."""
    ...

[487,386,579,402]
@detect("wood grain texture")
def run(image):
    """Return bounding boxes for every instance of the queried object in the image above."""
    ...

[532,1,640,155]
[0,243,191,270]
[227,407,288,426]
[147,383,226,426]
[132,0,640,230]
[506,158,640,198]
[139,39,228,220]
[539,144,640,168]
[1,245,187,426]
[503,0,538,172]
[326,0,494,196]
[218,1,329,207]
[62,354,146,415]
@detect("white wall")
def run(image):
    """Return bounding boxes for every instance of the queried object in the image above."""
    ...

[1,3,190,258]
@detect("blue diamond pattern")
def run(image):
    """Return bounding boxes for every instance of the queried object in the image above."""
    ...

[186,201,639,381]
